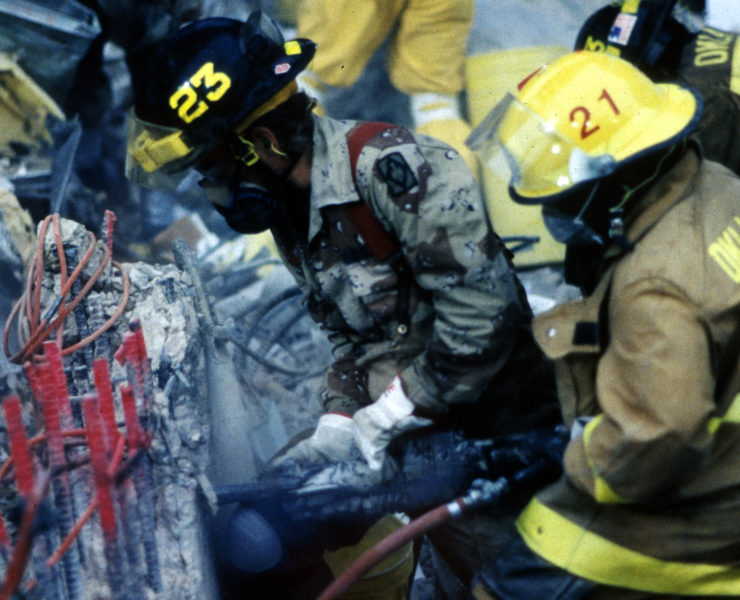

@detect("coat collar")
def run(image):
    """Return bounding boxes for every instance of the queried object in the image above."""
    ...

[307,115,363,243]
[603,143,702,261]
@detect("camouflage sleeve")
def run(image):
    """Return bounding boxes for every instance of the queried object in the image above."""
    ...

[360,131,531,414]
[272,242,368,414]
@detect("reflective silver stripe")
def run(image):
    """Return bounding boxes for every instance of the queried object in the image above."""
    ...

[446,500,463,518]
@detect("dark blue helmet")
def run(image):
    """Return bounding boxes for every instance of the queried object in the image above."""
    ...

[126,11,315,190]
[575,0,705,80]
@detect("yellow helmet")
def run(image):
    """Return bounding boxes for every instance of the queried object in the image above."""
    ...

[467,51,702,203]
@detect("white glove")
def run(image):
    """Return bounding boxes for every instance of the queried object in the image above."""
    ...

[268,413,356,471]
[353,375,433,471]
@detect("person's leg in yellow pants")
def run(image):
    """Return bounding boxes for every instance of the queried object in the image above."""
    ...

[297,0,406,106]
[388,0,478,174]
[387,0,472,96]
[297,0,478,175]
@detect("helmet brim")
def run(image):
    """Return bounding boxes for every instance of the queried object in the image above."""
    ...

[468,82,703,204]
[124,109,211,191]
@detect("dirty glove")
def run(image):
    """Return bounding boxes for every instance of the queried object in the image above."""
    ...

[353,375,433,471]
[266,413,357,473]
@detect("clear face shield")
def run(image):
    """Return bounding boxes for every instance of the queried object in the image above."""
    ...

[125,110,213,192]
[466,93,617,203]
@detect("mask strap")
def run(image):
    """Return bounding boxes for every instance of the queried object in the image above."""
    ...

[231,135,260,166]
[270,142,288,157]
[616,141,684,210]
[573,181,600,231]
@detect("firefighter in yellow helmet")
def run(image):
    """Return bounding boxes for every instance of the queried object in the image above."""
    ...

[467,50,740,599]
[294,0,479,174]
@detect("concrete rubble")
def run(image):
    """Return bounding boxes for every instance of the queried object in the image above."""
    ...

[0,211,330,599]
[0,1,614,598]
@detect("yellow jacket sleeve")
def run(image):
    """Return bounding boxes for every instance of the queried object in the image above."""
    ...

[564,276,715,504]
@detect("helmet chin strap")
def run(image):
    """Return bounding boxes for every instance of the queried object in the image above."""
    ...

[230,130,306,189]
[607,140,687,248]
[558,181,607,247]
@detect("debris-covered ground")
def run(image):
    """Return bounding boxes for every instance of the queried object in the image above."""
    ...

[0,0,716,598]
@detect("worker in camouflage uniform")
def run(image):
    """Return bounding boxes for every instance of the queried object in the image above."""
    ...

[125,11,559,597]
[467,49,740,599]
[575,0,740,175]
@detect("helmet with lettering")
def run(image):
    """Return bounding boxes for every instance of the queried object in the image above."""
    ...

[467,51,702,205]
[125,11,316,190]
[575,0,705,79]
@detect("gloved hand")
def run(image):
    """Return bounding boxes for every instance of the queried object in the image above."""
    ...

[353,375,433,471]
[265,413,357,474]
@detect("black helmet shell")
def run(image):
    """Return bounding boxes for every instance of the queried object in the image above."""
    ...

[575,0,703,79]
[133,13,316,148]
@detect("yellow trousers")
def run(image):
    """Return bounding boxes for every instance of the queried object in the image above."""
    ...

[297,0,474,96]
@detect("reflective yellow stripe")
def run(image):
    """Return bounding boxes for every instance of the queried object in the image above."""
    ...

[284,40,301,55]
[517,498,740,595]
[622,0,640,13]
[731,36,740,96]
[235,80,299,132]
[130,130,191,173]
[708,393,740,434]
[582,415,627,504]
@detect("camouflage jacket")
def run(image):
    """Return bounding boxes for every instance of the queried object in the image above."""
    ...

[679,26,740,175]
[270,115,542,420]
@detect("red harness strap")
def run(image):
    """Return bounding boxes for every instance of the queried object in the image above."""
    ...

[345,122,411,336]
[346,122,400,262]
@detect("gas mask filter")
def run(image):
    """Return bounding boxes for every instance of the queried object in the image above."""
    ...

[200,178,277,234]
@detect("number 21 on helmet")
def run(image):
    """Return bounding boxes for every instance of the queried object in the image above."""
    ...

[466,51,702,206]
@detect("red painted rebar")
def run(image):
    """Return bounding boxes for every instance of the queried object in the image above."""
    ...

[36,362,66,474]
[4,396,34,497]
[22,363,43,413]
[82,395,116,540]
[119,381,161,591]
[38,344,86,600]
[120,385,144,451]
[93,358,119,454]
[42,341,75,429]
[102,210,116,256]
[0,470,51,600]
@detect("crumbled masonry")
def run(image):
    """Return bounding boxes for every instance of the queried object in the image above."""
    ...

[0,214,329,599]
[0,2,609,596]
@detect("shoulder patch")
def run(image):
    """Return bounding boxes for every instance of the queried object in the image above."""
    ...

[377,152,417,196]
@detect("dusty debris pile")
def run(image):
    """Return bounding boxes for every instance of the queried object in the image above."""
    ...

[0,213,216,599]
[0,213,332,599]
